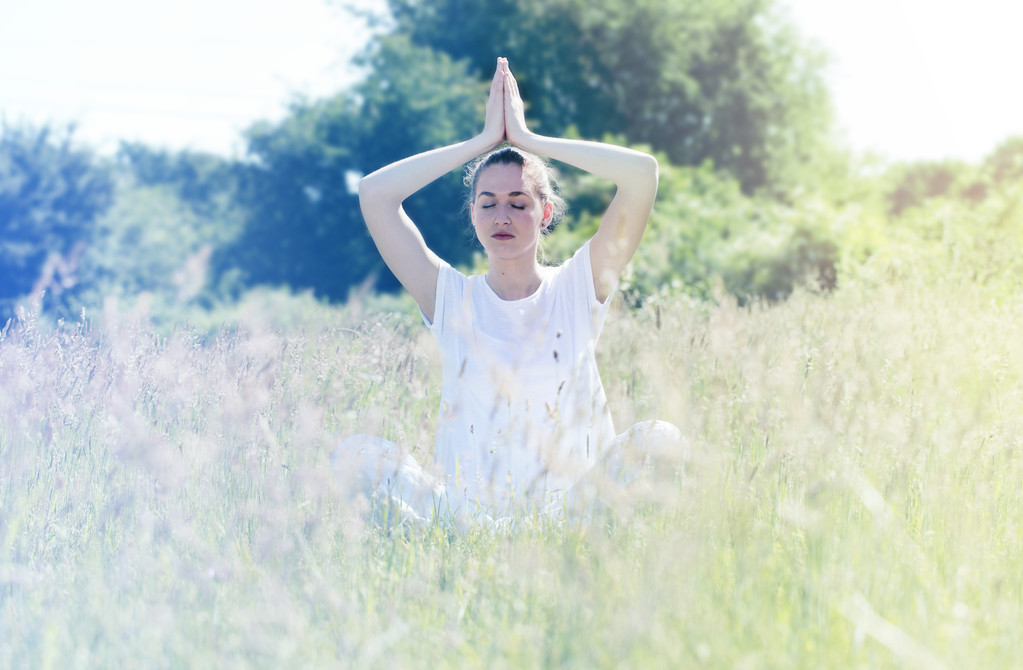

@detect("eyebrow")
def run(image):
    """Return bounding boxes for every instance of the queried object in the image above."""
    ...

[476,191,530,201]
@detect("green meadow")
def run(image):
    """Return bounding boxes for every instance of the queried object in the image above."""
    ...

[3,263,1020,668]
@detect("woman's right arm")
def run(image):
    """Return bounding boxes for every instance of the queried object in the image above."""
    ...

[358,61,506,322]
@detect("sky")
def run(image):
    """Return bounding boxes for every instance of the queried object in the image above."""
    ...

[0,0,375,156]
[785,0,1023,163]
[2,0,1021,164]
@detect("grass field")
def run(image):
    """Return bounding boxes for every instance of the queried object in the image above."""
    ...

[2,271,1021,668]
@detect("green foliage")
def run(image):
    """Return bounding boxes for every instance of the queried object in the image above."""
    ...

[117,141,241,218]
[0,124,113,317]
[385,0,833,195]
[880,137,1023,219]
[982,135,1023,185]
[546,154,841,305]
[3,274,1022,667]
[8,5,1018,320]
[880,182,1023,298]
[218,37,487,300]
[216,93,368,299]
[69,186,220,317]
[884,159,982,216]
[209,0,837,304]
[861,136,1023,301]
[43,144,244,326]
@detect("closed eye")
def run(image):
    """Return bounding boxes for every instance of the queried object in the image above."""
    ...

[480,203,525,210]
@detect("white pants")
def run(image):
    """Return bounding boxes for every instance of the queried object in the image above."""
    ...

[331,420,688,528]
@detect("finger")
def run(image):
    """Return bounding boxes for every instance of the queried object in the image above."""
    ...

[505,65,521,99]
[490,61,503,95]
[504,72,521,109]
[503,77,516,117]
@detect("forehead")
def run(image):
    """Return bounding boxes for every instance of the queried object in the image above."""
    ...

[474,162,536,198]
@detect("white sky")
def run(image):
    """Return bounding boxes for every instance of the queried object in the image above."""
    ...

[0,0,373,156]
[785,0,1023,163]
[2,0,1021,163]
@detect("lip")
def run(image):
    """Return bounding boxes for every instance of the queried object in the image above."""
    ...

[491,233,515,240]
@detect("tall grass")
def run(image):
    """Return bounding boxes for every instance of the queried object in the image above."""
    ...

[2,274,1021,668]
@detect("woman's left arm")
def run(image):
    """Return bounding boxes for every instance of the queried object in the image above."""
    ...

[501,61,658,303]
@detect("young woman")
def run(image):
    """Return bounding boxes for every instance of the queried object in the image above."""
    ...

[335,58,682,525]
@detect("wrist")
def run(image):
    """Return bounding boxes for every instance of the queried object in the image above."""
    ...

[473,131,503,154]
[510,129,544,153]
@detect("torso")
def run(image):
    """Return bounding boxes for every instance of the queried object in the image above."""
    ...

[425,242,616,512]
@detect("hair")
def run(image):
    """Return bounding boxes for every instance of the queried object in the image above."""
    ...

[464,146,566,231]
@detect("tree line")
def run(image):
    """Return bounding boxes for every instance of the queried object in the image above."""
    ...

[3,0,1022,324]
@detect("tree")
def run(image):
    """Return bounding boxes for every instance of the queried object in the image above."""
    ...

[383,0,832,194]
[0,124,113,317]
[16,143,248,322]
[885,160,976,216]
[73,185,212,308]
[116,142,241,219]
[217,1,836,302]
[983,136,1023,186]
[217,37,487,300]
[541,151,839,305]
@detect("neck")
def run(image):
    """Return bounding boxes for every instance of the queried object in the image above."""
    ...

[485,255,544,301]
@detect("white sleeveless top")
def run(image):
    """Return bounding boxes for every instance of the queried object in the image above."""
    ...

[425,241,616,512]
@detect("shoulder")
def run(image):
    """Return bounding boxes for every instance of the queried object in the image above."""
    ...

[554,241,615,333]
[551,241,598,297]
[423,261,464,328]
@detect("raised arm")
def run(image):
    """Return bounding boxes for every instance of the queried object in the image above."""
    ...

[358,62,507,322]
[500,60,658,303]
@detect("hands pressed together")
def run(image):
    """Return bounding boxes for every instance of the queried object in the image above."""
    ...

[358,55,657,316]
[482,57,531,148]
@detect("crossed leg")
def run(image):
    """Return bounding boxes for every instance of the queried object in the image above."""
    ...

[331,434,489,528]
[334,420,688,528]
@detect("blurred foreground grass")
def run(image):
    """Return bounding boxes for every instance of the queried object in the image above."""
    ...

[2,273,1021,669]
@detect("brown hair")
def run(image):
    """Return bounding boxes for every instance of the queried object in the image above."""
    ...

[464,146,565,230]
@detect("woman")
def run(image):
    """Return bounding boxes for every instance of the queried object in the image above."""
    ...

[335,58,682,525]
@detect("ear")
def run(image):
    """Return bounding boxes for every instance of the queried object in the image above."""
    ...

[540,201,554,229]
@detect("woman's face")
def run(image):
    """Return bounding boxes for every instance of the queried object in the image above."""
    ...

[470,162,552,263]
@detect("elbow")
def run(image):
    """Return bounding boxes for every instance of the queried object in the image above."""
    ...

[640,152,659,184]
[357,173,379,205]
[358,172,404,211]
[357,175,384,230]
[621,150,658,189]
[629,152,658,197]
[358,173,404,235]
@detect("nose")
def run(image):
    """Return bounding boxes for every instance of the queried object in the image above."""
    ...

[494,203,511,224]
